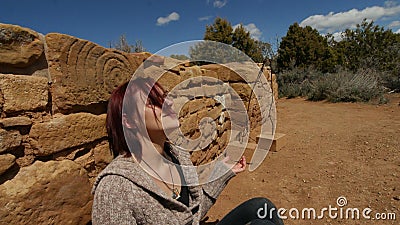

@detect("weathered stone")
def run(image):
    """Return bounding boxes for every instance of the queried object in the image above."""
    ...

[157,71,181,92]
[186,98,215,114]
[172,96,190,116]
[230,82,252,102]
[192,143,220,166]
[202,84,227,96]
[74,150,94,170]
[0,160,92,225]
[0,74,48,113]
[0,154,16,175]
[200,63,279,99]
[200,64,241,82]
[0,129,22,153]
[197,105,223,121]
[225,62,261,82]
[93,141,113,171]
[45,33,150,113]
[0,116,32,127]
[180,66,202,81]
[201,69,218,80]
[0,24,44,67]
[199,117,216,139]
[176,86,204,98]
[179,114,198,135]
[217,130,229,149]
[29,113,107,156]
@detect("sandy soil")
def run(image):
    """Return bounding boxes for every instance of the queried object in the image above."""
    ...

[203,94,400,225]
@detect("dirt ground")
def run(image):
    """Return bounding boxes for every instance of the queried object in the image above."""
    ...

[203,94,400,225]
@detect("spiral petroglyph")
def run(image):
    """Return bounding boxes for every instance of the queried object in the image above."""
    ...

[45,33,150,113]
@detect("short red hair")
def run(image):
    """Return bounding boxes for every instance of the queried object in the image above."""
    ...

[106,77,167,158]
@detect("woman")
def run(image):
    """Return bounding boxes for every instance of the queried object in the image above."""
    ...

[92,77,283,225]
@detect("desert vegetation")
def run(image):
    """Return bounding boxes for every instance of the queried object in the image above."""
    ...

[114,17,399,103]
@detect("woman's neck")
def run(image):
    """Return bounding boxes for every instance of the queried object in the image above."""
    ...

[133,133,170,170]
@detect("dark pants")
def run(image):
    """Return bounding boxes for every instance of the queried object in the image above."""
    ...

[217,197,284,225]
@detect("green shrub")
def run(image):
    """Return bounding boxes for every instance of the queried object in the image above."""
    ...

[381,72,400,92]
[277,67,385,102]
[277,67,321,98]
[307,69,384,102]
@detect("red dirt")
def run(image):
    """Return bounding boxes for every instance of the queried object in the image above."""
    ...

[204,94,400,225]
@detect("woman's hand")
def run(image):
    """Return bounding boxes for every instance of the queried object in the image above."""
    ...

[222,155,246,174]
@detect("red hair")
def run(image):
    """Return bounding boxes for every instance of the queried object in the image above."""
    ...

[106,77,167,158]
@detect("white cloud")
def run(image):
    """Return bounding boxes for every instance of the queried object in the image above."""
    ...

[213,0,227,8]
[300,2,400,34]
[395,28,400,33]
[388,20,400,28]
[233,23,263,40]
[331,31,344,42]
[156,12,180,26]
[199,16,213,21]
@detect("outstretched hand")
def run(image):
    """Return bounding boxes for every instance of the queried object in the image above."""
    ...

[222,155,246,174]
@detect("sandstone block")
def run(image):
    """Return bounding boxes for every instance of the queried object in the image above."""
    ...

[93,141,113,171]
[0,129,22,153]
[185,98,215,114]
[176,86,204,98]
[29,113,107,156]
[0,160,92,224]
[0,24,44,67]
[0,154,16,175]
[256,132,287,152]
[179,113,198,135]
[157,71,181,92]
[227,110,249,126]
[0,74,48,114]
[0,116,32,127]
[45,33,149,113]
[217,131,229,149]
[180,66,202,81]
[172,96,190,116]
[200,69,218,80]
[226,62,261,82]
[230,83,252,101]
[202,84,227,96]
[197,105,222,121]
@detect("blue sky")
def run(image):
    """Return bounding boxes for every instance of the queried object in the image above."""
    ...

[1,0,399,55]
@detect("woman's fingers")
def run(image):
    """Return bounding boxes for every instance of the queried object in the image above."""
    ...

[221,155,247,173]
[240,156,247,169]
[231,156,246,173]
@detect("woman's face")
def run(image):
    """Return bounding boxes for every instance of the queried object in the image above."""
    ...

[144,92,180,133]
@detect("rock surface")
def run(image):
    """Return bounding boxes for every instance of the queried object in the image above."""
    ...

[0,24,44,67]
[0,116,32,127]
[0,154,16,175]
[45,33,150,113]
[29,113,107,156]
[0,160,92,225]
[0,74,48,114]
[0,129,22,153]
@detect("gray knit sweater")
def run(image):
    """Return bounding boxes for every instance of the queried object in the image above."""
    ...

[91,149,235,225]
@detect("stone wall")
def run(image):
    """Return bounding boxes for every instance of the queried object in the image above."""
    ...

[0,23,277,224]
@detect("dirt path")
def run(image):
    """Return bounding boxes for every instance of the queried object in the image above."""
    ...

[204,94,400,225]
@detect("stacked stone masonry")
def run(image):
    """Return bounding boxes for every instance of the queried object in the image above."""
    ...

[0,23,278,224]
